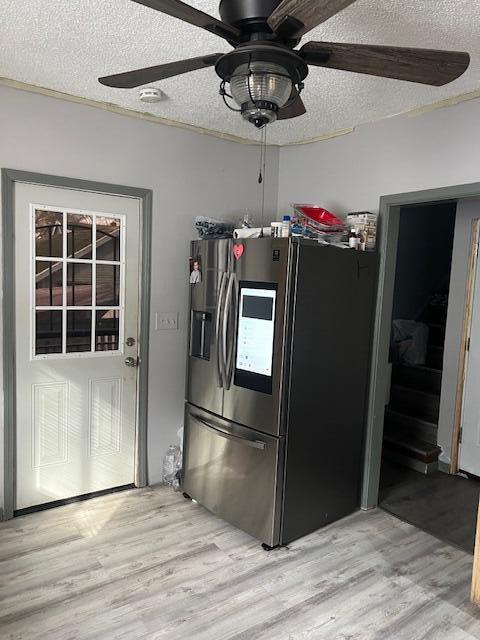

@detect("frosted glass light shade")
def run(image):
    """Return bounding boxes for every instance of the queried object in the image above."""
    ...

[230,62,292,109]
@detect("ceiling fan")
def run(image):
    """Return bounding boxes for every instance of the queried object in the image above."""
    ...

[99,0,470,128]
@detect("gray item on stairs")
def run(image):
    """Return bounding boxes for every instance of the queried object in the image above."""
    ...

[392,319,429,366]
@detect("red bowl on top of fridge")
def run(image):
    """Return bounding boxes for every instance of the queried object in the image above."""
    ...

[292,204,346,231]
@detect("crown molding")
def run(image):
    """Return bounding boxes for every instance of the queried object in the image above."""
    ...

[2,76,480,149]
[284,128,354,146]
[405,88,480,118]
[0,76,260,146]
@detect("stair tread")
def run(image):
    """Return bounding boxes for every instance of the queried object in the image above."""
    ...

[393,363,442,374]
[391,383,440,399]
[384,432,440,454]
[385,409,438,429]
[384,432,441,464]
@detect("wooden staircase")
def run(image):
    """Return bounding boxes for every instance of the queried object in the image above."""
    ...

[383,297,447,473]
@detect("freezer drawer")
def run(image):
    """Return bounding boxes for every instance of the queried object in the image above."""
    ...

[183,404,282,546]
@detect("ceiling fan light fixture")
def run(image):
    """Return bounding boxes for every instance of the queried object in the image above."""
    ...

[229,61,292,127]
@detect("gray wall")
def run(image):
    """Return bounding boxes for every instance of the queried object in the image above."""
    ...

[0,85,279,511]
[437,197,480,464]
[278,98,480,215]
[278,98,480,468]
[392,203,456,321]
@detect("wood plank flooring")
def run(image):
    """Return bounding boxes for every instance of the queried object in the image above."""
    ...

[1,485,480,639]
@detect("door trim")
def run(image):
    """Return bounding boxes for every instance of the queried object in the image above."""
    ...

[362,181,480,510]
[1,168,153,520]
[450,218,480,474]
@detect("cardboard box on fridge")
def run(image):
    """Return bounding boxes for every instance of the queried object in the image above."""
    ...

[346,212,377,250]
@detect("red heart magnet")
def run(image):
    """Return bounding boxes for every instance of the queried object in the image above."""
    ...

[233,244,244,260]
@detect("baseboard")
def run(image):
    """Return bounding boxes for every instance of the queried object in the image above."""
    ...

[438,460,450,474]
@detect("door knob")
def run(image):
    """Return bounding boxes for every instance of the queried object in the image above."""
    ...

[125,357,138,368]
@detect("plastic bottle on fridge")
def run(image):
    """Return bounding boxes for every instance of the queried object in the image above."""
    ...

[281,215,291,237]
[348,227,359,249]
[358,230,366,251]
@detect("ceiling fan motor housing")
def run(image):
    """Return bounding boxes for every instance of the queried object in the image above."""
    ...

[219,0,283,32]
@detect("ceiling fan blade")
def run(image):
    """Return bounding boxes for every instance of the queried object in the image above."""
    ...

[99,53,223,88]
[300,42,470,86]
[268,0,356,39]
[277,88,306,120]
[132,0,241,42]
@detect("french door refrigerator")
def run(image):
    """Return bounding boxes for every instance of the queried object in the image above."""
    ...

[183,237,377,547]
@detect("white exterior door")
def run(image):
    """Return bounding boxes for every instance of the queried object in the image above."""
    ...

[15,182,141,510]
[460,244,480,475]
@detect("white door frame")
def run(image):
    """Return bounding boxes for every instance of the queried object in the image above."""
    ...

[1,169,152,520]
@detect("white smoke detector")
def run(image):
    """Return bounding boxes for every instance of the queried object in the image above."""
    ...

[139,87,165,103]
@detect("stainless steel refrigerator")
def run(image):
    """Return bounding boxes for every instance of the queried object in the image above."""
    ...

[183,237,377,548]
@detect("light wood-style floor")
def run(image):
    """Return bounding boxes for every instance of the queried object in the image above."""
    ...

[1,486,480,640]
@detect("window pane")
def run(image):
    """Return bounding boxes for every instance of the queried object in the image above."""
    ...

[66,310,92,353]
[67,263,92,306]
[35,310,62,354]
[96,265,120,306]
[67,213,93,259]
[35,210,63,258]
[96,310,120,351]
[35,261,63,306]
[96,217,120,261]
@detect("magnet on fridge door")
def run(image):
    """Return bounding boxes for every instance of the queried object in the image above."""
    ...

[189,256,202,284]
[233,244,244,260]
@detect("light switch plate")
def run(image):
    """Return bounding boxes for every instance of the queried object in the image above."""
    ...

[155,312,178,331]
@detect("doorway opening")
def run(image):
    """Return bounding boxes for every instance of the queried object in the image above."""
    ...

[378,200,480,554]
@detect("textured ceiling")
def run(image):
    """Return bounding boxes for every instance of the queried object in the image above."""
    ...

[1,0,479,144]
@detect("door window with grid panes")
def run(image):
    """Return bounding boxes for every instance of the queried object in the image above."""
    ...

[33,206,124,358]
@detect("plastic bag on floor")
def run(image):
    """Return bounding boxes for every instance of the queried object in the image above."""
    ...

[392,319,429,366]
[162,444,182,489]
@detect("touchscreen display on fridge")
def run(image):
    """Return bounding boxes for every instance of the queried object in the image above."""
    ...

[234,282,277,394]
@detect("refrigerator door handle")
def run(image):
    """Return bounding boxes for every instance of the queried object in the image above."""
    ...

[215,272,228,388]
[222,272,237,391]
[191,413,266,450]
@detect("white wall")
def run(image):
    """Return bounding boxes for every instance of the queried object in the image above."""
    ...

[437,198,480,464]
[0,85,279,510]
[278,98,480,216]
[278,97,480,466]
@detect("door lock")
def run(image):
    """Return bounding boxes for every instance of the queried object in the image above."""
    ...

[126,337,136,347]
[124,357,138,368]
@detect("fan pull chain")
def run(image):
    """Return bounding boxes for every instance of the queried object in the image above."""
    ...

[258,127,264,185]
[259,125,267,236]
